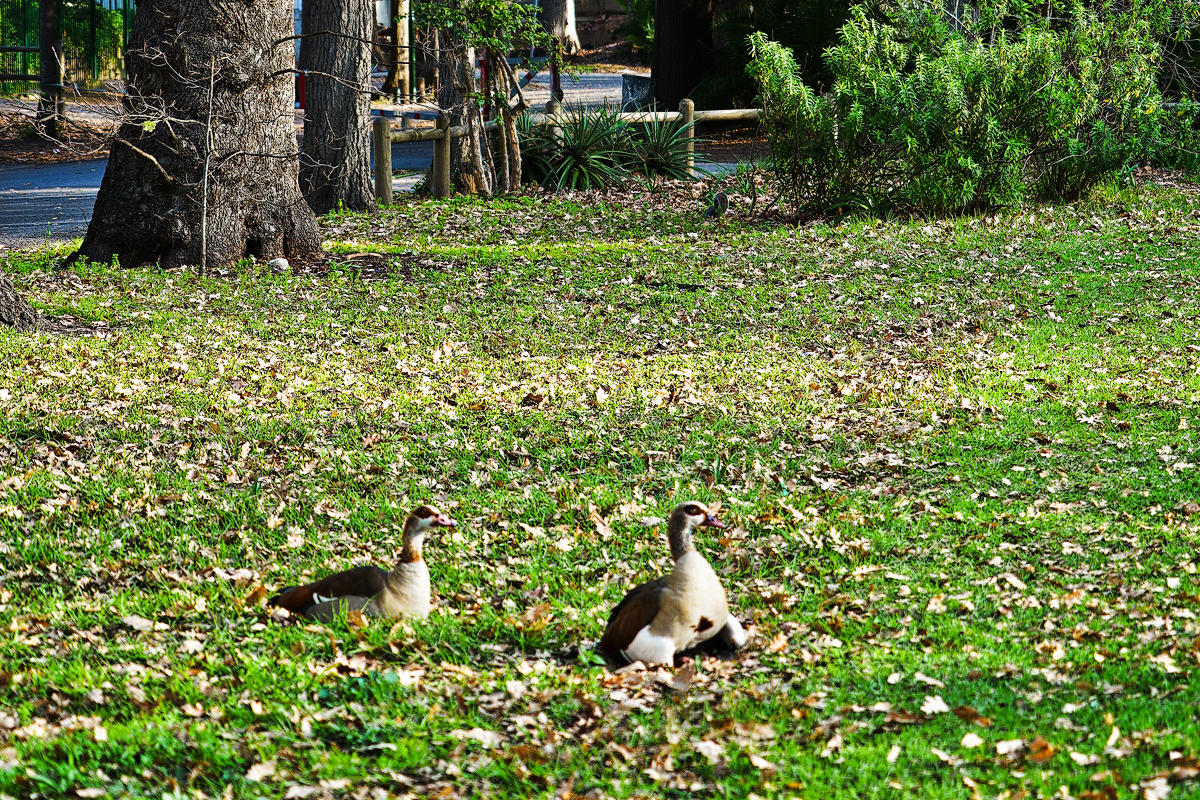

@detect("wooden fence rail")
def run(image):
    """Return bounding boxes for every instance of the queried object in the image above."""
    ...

[372,99,763,203]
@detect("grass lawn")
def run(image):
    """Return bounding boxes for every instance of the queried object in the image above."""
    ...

[2,180,1200,799]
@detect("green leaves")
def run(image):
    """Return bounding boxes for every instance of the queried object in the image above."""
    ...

[748,0,1184,215]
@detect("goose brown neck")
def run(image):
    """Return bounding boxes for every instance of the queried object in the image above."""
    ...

[667,513,696,561]
[397,511,426,565]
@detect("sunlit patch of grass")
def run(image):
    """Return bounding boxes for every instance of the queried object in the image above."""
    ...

[1,186,1200,798]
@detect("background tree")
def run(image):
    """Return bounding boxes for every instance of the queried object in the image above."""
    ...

[651,0,715,108]
[418,0,551,193]
[541,0,582,54]
[380,0,412,98]
[299,0,376,214]
[67,0,320,270]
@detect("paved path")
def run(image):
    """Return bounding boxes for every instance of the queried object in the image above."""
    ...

[0,158,105,251]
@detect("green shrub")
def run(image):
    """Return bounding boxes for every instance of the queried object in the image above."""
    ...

[615,0,654,58]
[518,106,628,191]
[749,0,1183,216]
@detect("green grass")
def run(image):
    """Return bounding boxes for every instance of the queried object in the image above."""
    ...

[2,182,1200,799]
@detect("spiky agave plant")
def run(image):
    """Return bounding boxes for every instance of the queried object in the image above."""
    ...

[516,112,557,187]
[541,105,630,191]
[622,115,709,183]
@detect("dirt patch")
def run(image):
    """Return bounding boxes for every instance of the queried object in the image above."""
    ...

[0,109,112,165]
[696,122,768,165]
[565,40,649,73]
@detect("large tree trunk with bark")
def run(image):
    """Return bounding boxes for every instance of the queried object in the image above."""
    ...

[0,273,41,332]
[67,0,320,270]
[651,0,715,109]
[437,34,494,195]
[541,0,582,54]
[299,0,375,214]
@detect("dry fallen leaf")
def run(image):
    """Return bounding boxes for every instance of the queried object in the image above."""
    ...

[245,760,276,781]
[996,739,1024,755]
[920,695,950,715]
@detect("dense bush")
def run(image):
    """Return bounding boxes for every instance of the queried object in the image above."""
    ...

[749,0,1192,216]
[699,0,854,108]
[614,0,655,58]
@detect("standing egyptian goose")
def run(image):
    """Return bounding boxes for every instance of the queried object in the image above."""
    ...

[597,501,748,666]
[268,504,455,621]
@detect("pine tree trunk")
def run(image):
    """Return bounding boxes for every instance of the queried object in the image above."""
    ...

[541,0,582,54]
[67,0,320,271]
[0,273,41,332]
[651,0,715,109]
[299,0,375,214]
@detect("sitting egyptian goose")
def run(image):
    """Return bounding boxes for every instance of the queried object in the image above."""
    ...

[598,501,747,666]
[268,504,455,622]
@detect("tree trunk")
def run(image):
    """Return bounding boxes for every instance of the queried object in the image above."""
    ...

[299,0,375,214]
[380,0,409,99]
[67,0,320,271]
[437,34,493,195]
[651,0,715,109]
[0,273,41,332]
[542,0,582,55]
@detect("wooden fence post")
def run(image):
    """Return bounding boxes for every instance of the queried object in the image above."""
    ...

[545,98,562,145]
[679,98,695,180]
[373,117,393,206]
[433,113,451,199]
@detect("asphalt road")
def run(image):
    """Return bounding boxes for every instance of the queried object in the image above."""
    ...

[0,158,106,251]
[0,142,435,250]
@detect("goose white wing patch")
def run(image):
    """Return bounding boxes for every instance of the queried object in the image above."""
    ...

[622,626,675,666]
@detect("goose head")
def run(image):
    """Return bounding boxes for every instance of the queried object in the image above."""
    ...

[401,503,457,558]
[667,501,724,560]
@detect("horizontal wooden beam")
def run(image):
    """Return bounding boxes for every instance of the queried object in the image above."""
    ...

[389,118,500,143]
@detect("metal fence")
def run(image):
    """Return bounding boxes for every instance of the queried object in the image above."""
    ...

[1,0,135,95]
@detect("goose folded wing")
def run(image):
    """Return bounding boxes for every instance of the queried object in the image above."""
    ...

[269,566,389,614]
[598,577,667,665]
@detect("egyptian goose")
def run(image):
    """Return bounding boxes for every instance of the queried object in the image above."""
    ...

[268,504,455,621]
[597,501,747,666]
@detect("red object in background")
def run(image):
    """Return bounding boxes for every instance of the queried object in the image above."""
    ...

[296,72,306,109]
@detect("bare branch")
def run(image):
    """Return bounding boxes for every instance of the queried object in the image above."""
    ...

[114,138,175,184]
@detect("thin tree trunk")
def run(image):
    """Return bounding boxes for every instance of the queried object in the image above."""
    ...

[299,0,375,214]
[541,0,582,55]
[437,33,493,195]
[67,0,320,270]
[381,0,400,95]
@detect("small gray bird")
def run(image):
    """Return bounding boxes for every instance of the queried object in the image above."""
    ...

[704,192,729,219]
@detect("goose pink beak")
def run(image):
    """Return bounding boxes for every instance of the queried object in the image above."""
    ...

[702,512,725,529]
[434,513,457,528]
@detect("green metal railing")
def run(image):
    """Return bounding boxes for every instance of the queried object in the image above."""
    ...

[1,0,135,95]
